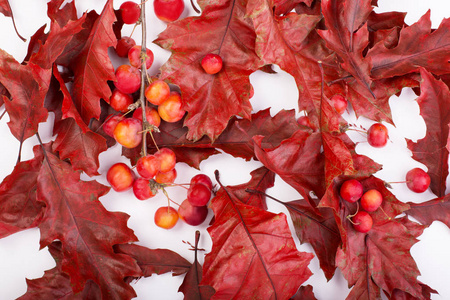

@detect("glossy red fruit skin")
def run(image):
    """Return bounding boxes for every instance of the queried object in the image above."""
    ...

[340,179,363,203]
[120,1,141,24]
[145,80,171,105]
[110,89,134,113]
[103,115,122,137]
[201,53,223,74]
[297,116,314,129]
[107,163,135,192]
[116,36,136,57]
[128,46,154,69]
[367,123,388,148]
[133,178,156,200]
[158,92,185,123]
[113,118,142,148]
[154,206,179,229]
[154,168,177,184]
[155,148,176,173]
[178,200,208,226]
[360,189,383,212]
[406,168,431,193]
[132,106,161,127]
[352,211,373,233]
[114,65,141,94]
[153,0,184,22]
[187,183,211,206]
[136,155,160,179]
[190,174,213,190]
[330,94,347,114]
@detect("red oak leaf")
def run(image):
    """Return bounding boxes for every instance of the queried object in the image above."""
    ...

[201,171,314,299]
[70,0,116,124]
[114,244,191,277]
[407,68,450,197]
[178,231,215,300]
[253,129,326,205]
[367,11,406,32]
[336,216,431,299]
[0,145,45,239]
[0,0,25,41]
[247,0,325,121]
[47,0,78,27]
[52,118,107,176]
[18,242,102,299]
[0,51,49,154]
[406,194,450,229]
[36,144,141,298]
[369,11,450,79]
[290,285,317,300]
[282,198,341,280]
[318,0,374,98]
[154,0,263,141]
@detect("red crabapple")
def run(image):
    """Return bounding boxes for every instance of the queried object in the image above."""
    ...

[155,148,176,173]
[190,174,213,191]
[352,211,373,233]
[145,80,171,106]
[136,155,160,179]
[330,94,347,114]
[158,92,185,123]
[154,206,179,229]
[120,1,141,24]
[153,0,184,22]
[128,45,154,69]
[155,168,177,184]
[406,168,430,193]
[178,200,208,226]
[133,178,156,200]
[367,123,388,148]
[107,163,135,192]
[113,118,142,148]
[340,179,363,203]
[103,114,122,137]
[187,183,211,206]
[116,36,136,57]
[201,53,223,74]
[297,116,314,129]
[132,106,161,127]
[110,89,134,113]
[360,189,383,212]
[114,65,141,94]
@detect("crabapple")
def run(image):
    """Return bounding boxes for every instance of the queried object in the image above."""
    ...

[158,92,185,123]
[113,118,142,148]
[187,183,211,207]
[190,174,213,191]
[145,80,171,105]
[153,0,184,22]
[103,115,122,137]
[133,178,156,200]
[107,163,135,192]
[360,189,383,212]
[114,65,141,94]
[406,168,430,193]
[367,123,388,148]
[297,115,314,129]
[136,155,160,179]
[155,148,176,173]
[132,106,161,127]
[154,206,179,229]
[120,1,141,24]
[340,179,363,203]
[330,94,347,114]
[128,45,154,69]
[178,200,208,226]
[116,36,136,57]
[352,211,373,233]
[110,89,134,113]
[155,168,177,184]
[201,53,223,74]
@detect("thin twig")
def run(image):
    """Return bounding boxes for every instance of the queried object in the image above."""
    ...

[139,1,148,157]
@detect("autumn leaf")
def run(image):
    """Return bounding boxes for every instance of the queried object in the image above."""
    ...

[70,0,117,124]
[178,231,215,300]
[369,11,450,79]
[406,194,450,229]
[201,171,314,299]
[114,243,191,277]
[253,129,326,205]
[407,68,450,197]
[36,143,141,298]
[0,0,25,41]
[290,285,317,300]
[336,216,431,299]
[154,0,263,141]
[0,51,49,158]
[318,0,375,98]
[0,145,45,239]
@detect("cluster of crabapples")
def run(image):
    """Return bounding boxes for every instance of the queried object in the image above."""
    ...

[340,168,430,233]
[297,94,390,147]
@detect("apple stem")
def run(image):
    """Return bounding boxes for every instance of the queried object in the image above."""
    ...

[346,202,360,219]
[379,206,392,220]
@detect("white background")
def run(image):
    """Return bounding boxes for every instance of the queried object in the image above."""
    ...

[0,0,450,299]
